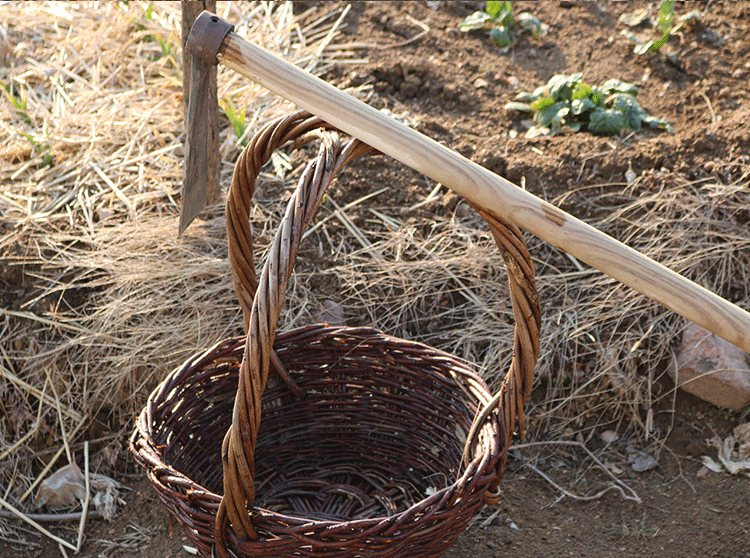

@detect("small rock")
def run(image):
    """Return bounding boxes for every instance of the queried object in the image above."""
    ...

[473,77,489,89]
[600,430,619,444]
[628,451,659,472]
[696,466,709,478]
[669,323,750,411]
[625,162,637,184]
[441,191,460,211]
[403,73,422,87]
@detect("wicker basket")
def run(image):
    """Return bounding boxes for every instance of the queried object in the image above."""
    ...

[130,111,541,558]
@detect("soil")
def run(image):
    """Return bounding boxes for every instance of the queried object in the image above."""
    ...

[3,1,750,557]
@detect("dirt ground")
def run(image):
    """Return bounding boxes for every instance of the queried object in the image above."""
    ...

[2,1,750,557]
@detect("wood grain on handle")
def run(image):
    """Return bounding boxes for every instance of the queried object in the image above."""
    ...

[217,32,750,354]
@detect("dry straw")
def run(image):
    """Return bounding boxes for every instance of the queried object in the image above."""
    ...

[0,0,361,548]
[1,0,749,548]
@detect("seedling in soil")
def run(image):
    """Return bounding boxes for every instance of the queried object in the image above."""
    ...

[620,1,701,56]
[459,1,545,47]
[2,80,53,167]
[219,96,248,146]
[506,73,673,137]
[2,79,30,124]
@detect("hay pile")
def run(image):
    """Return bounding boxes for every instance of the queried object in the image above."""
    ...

[331,166,750,444]
[1,0,749,540]
[0,0,360,521]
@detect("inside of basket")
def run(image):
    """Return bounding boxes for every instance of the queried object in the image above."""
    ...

[158,327,496,521]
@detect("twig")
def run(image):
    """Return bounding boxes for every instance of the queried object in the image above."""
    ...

[0,534,41,548]
[511,440,642,504]
[523,460,636,506]
[329,197,383,261]
[75,441,90,553]
[698,89,717,126]
[302,187,388,240]
[0,309,90,337]
[0,359,83,423]
[45,368,72,466]
[0,510,101,522]
[408,182,443,212]
[0,495,77,552]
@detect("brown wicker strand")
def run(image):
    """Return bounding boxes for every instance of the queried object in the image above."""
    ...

[218,129,354,555]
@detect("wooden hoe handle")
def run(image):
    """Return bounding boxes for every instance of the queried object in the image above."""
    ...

[188,13,750,353]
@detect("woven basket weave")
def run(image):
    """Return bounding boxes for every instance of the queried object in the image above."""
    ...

[130,110,541,558]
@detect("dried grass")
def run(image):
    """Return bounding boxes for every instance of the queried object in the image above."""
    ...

[1,0,750,539]
[325,166,750,447]
[0,0,361,545]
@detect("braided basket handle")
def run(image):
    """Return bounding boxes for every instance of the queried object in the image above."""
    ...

[216,110,540,551]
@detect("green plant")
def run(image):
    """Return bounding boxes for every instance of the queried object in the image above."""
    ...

[2,79,31,124]
[620,1,701,55]
[23,132,54,168]
[2,80,53,167]
[219,96,247,146]
[157,35,176,59]
[506,73,673,137]
[459,1,544,47]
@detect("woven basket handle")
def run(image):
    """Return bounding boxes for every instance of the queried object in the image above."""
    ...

[216,110,541,549]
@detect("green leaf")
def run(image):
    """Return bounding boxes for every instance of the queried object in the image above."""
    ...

[571,97,596,115]
[535,102,570,132]
[644,115,674,133]
[526,125,552,138]
[601,79,638,97]
[530,96,555,111]
[459,11,493,32]
[651,32,671,51]
[572,82,592,100]
[516,12,542,35]
[568,122,584,133]
[588,107,625,135]
[515,91,541,103]
[607,93,646,131]
[634,39,656,55]
[486,1,513,21]
[547,73,583,102]
[219,97,246,141]
[589,86,606,106]
[505,101,533,112]
[656,1,675,35]
[489,25,513,46]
